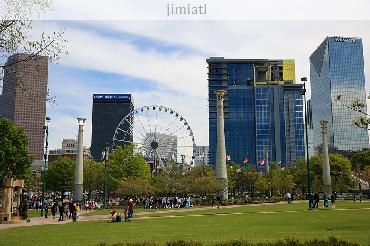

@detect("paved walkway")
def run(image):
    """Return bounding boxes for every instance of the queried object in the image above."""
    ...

[0,202,288,230]
[1,201,369,230]
[0,210,89,230]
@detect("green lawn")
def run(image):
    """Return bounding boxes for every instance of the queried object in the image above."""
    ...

[0,201,369,246]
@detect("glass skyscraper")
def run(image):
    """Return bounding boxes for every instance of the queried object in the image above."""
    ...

[207,58,305,169]
[310,37,369,151]
[91,94,133,161]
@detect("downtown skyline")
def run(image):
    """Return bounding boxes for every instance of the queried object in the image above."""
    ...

[2,20,370,150]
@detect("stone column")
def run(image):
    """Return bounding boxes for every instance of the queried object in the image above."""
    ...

[1,177,13,223]
[215,90,228,199]
[73,118,86,202]
[320,120,332,194]
[265,148,269,175]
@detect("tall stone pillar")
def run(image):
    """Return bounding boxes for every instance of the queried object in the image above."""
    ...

[265,148,269,175]
[73,118,86,202]
[320,120,332,194]
[215,90,228,199]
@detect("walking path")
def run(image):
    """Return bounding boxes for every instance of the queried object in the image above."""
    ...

[1,201,369,230]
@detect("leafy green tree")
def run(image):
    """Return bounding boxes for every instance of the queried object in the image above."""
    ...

[310,153,352,192]
[227,162,242,197]
[240,167,259,197]
[186,165,222,196]
[84,158,104,199]
[46,157,74,195]
[107,144,151,191]
[0,117,33,181]
[291,158,313,194]
[118,177,154,197]
[351,150,370,171]
[151,173,171,195]
[255,174,268,194]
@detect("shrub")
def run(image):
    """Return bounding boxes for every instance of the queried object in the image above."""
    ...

[98,237,360,246]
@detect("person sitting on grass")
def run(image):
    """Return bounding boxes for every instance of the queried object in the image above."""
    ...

[107,209,117,222]
[115,213,122,222]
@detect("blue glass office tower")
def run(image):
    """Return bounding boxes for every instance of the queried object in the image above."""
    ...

[310,37,369,151]
[207,58,305,169]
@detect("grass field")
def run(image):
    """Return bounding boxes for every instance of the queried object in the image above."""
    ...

[0,201,369,246]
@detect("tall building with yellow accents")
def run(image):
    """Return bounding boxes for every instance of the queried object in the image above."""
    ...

[207,58,305,170]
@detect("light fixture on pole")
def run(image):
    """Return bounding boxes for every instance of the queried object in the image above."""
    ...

[41,116,50,216]
[102,145,109,208]
[301,77,312,210]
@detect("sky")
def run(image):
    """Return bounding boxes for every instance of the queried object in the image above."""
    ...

[28,20,370,150]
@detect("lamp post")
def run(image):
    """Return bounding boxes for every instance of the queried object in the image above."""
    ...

[301,77,312,210]
[102,146,109,208]
[41,116,50,216]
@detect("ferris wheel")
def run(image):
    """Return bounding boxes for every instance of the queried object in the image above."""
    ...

[113,105,196,172]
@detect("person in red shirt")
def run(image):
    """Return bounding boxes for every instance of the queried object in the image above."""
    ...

[127,198,135,221]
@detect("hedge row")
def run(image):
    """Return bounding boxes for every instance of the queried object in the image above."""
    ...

[97,237,360,246]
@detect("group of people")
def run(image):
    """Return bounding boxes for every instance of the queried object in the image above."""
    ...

[45,201,81,221]
[140,196,191,209]
[108,198,135,223]
[312,192,336,208]
[285,192,337,209]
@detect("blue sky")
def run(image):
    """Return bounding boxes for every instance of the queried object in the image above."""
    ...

[30,20,370,150]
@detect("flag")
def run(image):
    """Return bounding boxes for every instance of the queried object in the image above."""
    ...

[226,155,231,161]
[243,156,249,164]
[169,151,177,161]
[278,160,281,165]
[259,160,265,165]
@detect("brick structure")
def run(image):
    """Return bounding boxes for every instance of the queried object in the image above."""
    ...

[0,54,48,170]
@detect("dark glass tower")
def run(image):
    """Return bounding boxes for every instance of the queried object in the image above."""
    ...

[91,94,133,161]
[207,58,305,170]
[310,37,369,151]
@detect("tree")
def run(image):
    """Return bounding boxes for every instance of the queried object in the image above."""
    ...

[351,149,370,171]
[0,117,33,181]
[362,166,370,185]
[46,156,74,195]
[107,144,151,191]
[186,165,222,196]
[310,153,352,192]
[1,0,67,104]
[84,158,104,199]
[255,174,268,195]
[118,177,154,197]
[291,157,313,194]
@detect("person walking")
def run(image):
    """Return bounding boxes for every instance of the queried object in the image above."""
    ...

[323,193,329,208]
[44,202,49,218]
[51,202,57,219]
[286,192,292,204]
[331,192,336,208]
[58,202,64,221]
[313,193,320,208]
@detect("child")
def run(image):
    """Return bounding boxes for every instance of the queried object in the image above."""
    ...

[124,208,128,222]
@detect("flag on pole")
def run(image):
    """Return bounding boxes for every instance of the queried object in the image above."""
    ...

[259,159,265,165]
[243,156,249,164]
[226,155,231,161]
[169,151,177,161]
